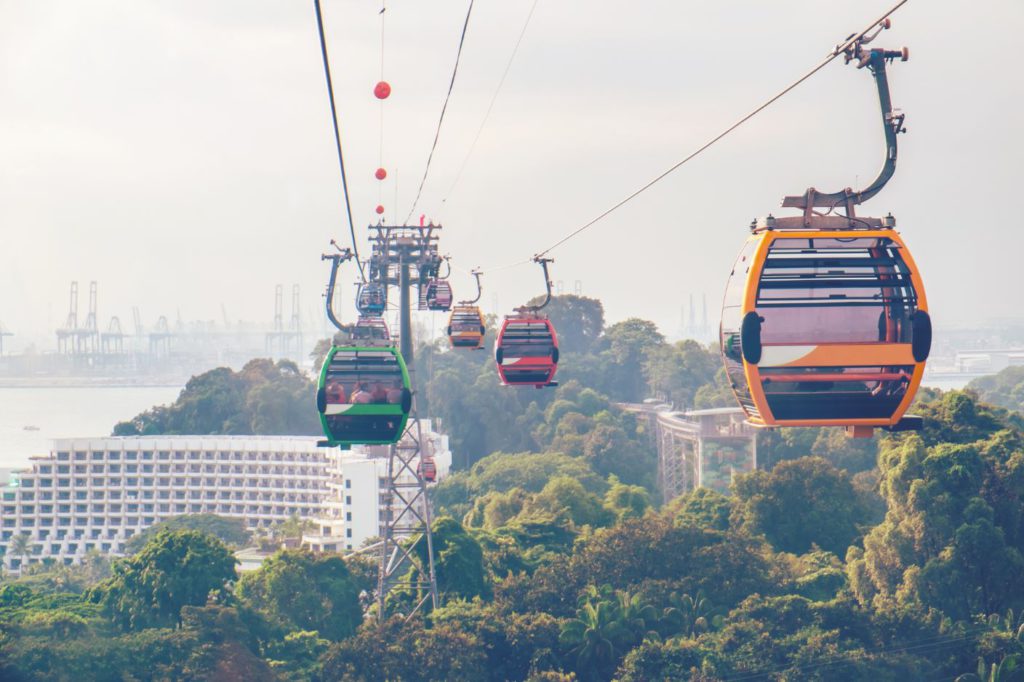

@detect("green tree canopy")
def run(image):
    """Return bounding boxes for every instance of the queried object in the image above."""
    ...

[90,529,237,630]
[113,359,319,436]
[731,456,868,555]
[124,514,250,554]
[848,427,1024,620]
[236,549,362,641]
[968,367,1024,413]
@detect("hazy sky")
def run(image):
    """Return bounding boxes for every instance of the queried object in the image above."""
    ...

[1,0,1020,351]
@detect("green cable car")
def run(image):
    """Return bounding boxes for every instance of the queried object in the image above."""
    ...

[316,345,412,447]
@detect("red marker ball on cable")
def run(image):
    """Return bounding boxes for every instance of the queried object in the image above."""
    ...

[374,81,391,100]
[375,205,385,215]
[375,168,387,180]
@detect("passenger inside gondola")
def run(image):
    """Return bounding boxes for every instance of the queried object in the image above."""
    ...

[386,380,404,404]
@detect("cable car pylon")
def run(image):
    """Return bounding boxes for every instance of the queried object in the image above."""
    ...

[318,234,439,620]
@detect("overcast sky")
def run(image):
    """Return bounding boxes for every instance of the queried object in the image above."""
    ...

[1,0,1020,351]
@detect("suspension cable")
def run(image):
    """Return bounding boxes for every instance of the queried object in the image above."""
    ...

[314,0,366,282]
[532,0,909,260]
[403,0,476,224]
[378,0,386,209]
[442,0,540,205]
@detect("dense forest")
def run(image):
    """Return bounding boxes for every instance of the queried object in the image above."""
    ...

[3,296,1024,680]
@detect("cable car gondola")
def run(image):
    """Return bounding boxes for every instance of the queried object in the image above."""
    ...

[719,39,929,438]
[317,346,412,446]
[495,257,559,388]
[446,269,486,349]
[425,279,453,311]
[417,456,437,483]
[356,282,387,316]
[448,306,486,349]
[353,315,391,345]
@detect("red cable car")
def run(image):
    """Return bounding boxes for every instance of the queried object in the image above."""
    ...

[418,457,437,483]
[496,315,559,387]
[495,257,559,388]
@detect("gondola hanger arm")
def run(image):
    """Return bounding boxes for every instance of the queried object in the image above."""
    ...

[322,243,355,332]
[515,256,554,313]
[783,21,910,217]
[457,268,484,305]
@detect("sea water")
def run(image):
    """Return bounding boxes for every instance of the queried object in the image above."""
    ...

[0,386,181,469]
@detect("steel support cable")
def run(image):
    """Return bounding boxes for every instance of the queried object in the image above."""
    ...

[403,0,476,225]
[378,0,386,208]
[442,0,540,205]
[531,0,909,260]
[314,0,366,282]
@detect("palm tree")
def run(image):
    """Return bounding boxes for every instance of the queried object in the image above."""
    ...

[659,590,723,640]
[274,514,316,546]
[560,599,630,676]
[615,589,660,643]
[10,534,32,570]
[955,654,1020,682]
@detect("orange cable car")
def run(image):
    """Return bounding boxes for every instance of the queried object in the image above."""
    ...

[446,269,486,350]
[719,35,929,438]
[448,306,486,349]
[722,216,929,437]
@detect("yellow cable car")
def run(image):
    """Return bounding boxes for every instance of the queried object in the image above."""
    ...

[446,268,487,350]
[447,305,486,349]
[720,35,928,437]
[721,215,930,437]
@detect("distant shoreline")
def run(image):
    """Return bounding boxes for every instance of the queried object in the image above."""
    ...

[0,379,185,389]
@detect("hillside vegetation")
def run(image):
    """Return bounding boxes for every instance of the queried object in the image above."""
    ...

[2,297,1023,680]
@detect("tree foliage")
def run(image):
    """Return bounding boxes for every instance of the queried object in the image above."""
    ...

[731,456,869,555]
[236,549,362,641]
[124,514,250,554]
[113,358,319,436]
[89,529,237,630]
[11,303,1024,681]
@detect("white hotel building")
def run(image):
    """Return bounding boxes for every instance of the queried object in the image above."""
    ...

[0,423,451,574]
